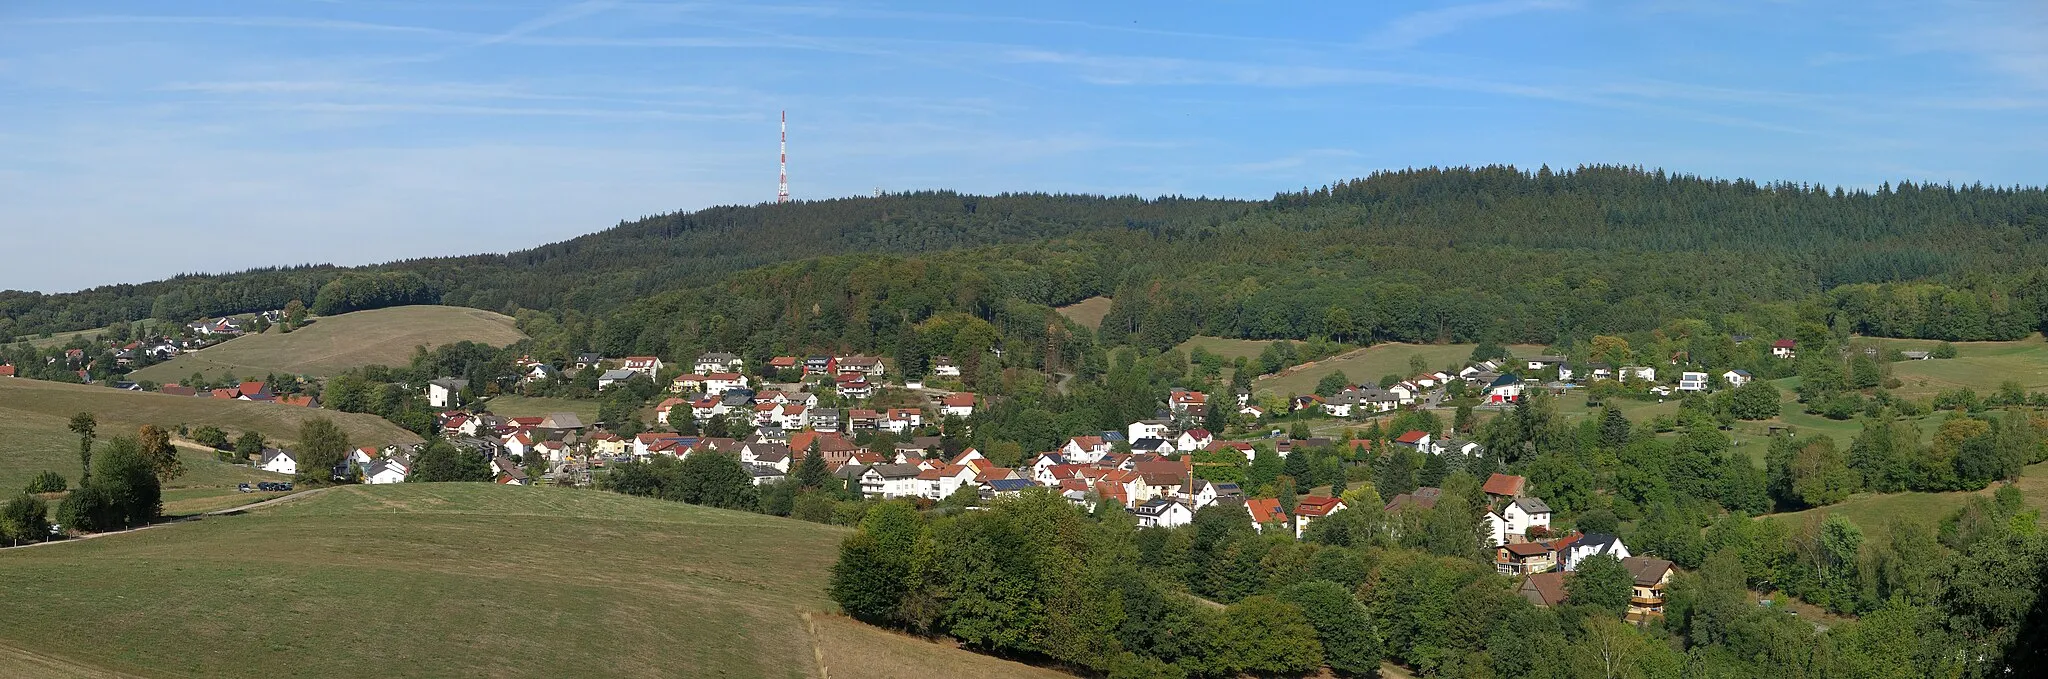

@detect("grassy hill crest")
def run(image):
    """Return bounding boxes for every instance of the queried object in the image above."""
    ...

[0,484,1072,679]
[131,305,526,383]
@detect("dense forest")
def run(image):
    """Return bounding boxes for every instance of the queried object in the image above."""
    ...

[8,166,2048,359]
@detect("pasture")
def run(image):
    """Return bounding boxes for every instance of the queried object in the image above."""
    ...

[1053,296,1114,331]
[0,484,1070,679]
[131,305,528,384]
[0,378,416,492]
[1256,342,1544,397]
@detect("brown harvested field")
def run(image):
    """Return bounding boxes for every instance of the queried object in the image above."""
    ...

[0,484,1081,679]
[1054,296,1114,330]
[0,377,417,492]
[131,305,527,383]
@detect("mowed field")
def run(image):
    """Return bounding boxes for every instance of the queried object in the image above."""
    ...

[0,378,417,492]
[0,484,1073,679]
[1764,461,2048,542]
[131,305,528,383]
[482,395,600,424]
[1256,342,1546,396]
[1857,335,2048,400]
[1053,296,1113,331]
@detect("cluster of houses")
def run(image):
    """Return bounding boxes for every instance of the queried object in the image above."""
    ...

[1294,342,1803,419]
[154,379,319,407]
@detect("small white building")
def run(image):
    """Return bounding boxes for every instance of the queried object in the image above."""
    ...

[1677,371,1709,392]
[1132,498,1194,529]
[1502,497,1552,538]
[1722,369,1753,387]
[426,378,468,409]
[259,449,298,476]
[1620,366,1656,383]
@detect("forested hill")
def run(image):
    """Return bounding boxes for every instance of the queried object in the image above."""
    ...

[6,165,2048,345]
[0,192,1247,338]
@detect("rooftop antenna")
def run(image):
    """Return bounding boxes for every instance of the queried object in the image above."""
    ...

[776,110,790,204]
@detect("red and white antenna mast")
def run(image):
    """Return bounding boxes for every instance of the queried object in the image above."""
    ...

[776,110,790,203]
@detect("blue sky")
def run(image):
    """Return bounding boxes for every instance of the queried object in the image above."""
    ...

[2,1,2044,293]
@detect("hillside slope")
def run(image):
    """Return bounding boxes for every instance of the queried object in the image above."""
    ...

[0,378,419,491]
[131,305,526,383]
[0,484,1071,679]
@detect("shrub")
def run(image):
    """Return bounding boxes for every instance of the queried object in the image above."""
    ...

[24,470,66,494]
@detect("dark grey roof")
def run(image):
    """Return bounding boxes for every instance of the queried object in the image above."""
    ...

[866,463,923,479]
[1130,437,1170,450]
[1514,497,1552,514]
[984,478,1036,492]
[1488,374,1520,388]
[747,464,785,478]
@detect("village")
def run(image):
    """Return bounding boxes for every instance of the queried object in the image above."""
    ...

[159,340,1760,621]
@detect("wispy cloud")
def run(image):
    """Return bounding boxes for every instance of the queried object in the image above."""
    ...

[1909,2,2048,90]
[1363,0,1580,50]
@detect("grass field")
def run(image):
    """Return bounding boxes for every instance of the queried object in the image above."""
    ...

[0,484,1071,679]
[13,326,115,349]
[1255,342,1545,396]
[131,306,528,384]
[1053,296,1113,331]
[1862,335,2048,400]
[0,378,416,493]
[1764,462,2048,542]
[1175,335,1270,363]
[481,394,600,424]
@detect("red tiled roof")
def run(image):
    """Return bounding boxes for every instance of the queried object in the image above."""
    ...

[941,393,976,407]
[1502,542,1553,557]
[0,365,14,377]
[1246,497,1287,524]
[1773,339,1796,348]
[1069,435,1104,449]
[1295,495,1345,517]
[1482,473,1527,497]
[1394,430,1429,444]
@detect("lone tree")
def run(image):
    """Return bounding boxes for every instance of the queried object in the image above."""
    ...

[138,424,185,483]
[296,417,351,485]
[68,412,96,481]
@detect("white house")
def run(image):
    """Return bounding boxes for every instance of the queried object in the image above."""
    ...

[859,463,925,498]
[1501,497,1553,538]
[426,378,468,409]
[1485,374,1523,404]
[1722,369,1753,387]
[1677,371,1709,392]
[1483,511,1508,547]
[1132,497,1194,529]
[1620,366,1656,383]
[1062,436,1112,464]
[1127,420,1171,443]
[932,356,961,377]
[694,352,741,374]
[1293,496,1347,539]
[622,356,663,377]
[597,369,639,389]
[259,448,298,475]
[1771,339,1796,359]
[1560,534,1631,571]
[1176,429,1214,452]
[363,459,409,485]
[939,392,976,418]
[703,373,748,396]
